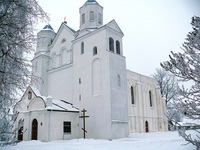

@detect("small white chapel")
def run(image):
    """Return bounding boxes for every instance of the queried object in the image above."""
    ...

[15,0,168,141]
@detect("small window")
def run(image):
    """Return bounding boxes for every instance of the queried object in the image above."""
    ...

[63,122,71,133]
[79,78,81,84]
[117,75,121,86]
[93,46,97,55]
[149,91,153,107]
[90,11,94,22]
[79,94,81,101]
[82,14,85,24]
[81,42,84,54]
[109,37,114,52]
[61,38,66,43]
[98,13,102,24]
[116,41,120,54]
[28,91,32,100]
[131,86,135,105]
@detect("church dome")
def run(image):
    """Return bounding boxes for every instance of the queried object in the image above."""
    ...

[85,0,99,4]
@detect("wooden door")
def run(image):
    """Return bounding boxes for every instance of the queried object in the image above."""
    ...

[145,121,149,133]
[18,126,23,141]
[31,119,38,140]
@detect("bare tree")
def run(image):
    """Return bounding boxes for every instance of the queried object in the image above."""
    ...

[0,0,48,146]
[161,16,200,149]
[153,68,180,130]
[153,68,178,104]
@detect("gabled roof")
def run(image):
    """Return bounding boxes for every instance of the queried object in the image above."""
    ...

[17,86,79,112]
[49,22,76,48]
[106,19,124,36]
[74,19,124,42]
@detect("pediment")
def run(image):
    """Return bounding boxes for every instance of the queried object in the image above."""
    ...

[49,23,76,49]
[106,20,124,36]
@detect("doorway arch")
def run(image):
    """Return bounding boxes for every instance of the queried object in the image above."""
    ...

[145,121,149,133]
[31,119,38,140]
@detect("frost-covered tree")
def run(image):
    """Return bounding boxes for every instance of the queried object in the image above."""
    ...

[161,16,200,149]
[153,68,181,130]
[153,68,178,104]
[0,0,47,146]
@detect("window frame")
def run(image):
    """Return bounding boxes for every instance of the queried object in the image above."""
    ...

[93,46,97,55]
[149,91,153,107]
[28,91,32,100]
[98,13,102,24]
[131,86,135,105]
[109,37,114,52]
[82,14,85,24]
[81,42,84,54]
[63,121,71,134]
[90,11,95,22]
[116,40,120,54]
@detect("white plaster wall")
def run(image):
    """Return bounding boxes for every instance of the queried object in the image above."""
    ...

[48,111,80,141]
[72,28,113,139]
[47,67,73,103]
[127,70,168,133]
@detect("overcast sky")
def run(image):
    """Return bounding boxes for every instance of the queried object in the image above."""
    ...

[37,0,200,76]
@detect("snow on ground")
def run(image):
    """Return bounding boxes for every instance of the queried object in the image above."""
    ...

[2,131,196,150]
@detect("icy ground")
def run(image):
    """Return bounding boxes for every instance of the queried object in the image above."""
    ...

[2,131,196,150]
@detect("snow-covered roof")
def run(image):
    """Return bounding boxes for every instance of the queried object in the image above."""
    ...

[28,86,79,112]
[46,99,79,112]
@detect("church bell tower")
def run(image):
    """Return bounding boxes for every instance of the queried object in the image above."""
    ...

[79,0,103,31]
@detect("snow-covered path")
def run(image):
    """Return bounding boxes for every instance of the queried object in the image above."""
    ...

[2,131,195,150]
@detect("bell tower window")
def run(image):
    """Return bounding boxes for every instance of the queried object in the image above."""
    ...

[116,41,120,54]
[109,37,114,52]
[82,14,85,24]
[90,11,94,22]
[98,13,102,24]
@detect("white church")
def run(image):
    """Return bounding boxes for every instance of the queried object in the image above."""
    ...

[16,0,168,141]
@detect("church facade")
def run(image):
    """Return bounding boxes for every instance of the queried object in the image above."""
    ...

[16,0,168,141]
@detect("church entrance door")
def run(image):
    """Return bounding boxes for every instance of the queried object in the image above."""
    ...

[145,121,149,133]
[18,119,23,141]
[31,119,38,140]
[18,127,23,141]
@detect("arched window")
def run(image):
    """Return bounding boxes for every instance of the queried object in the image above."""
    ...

[90,11,94,21]
[149,91,153,107]
[98,13,102,24]
[117,75,121,86]
[93,46,97,55]
[131,86,135,104]
[109,37,114,52]
[28,91,32,100]
[81,42,84,54]
[116,40,120,54]
[82,14,85,24]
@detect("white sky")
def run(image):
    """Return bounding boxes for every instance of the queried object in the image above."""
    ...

[36,0,200,76]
